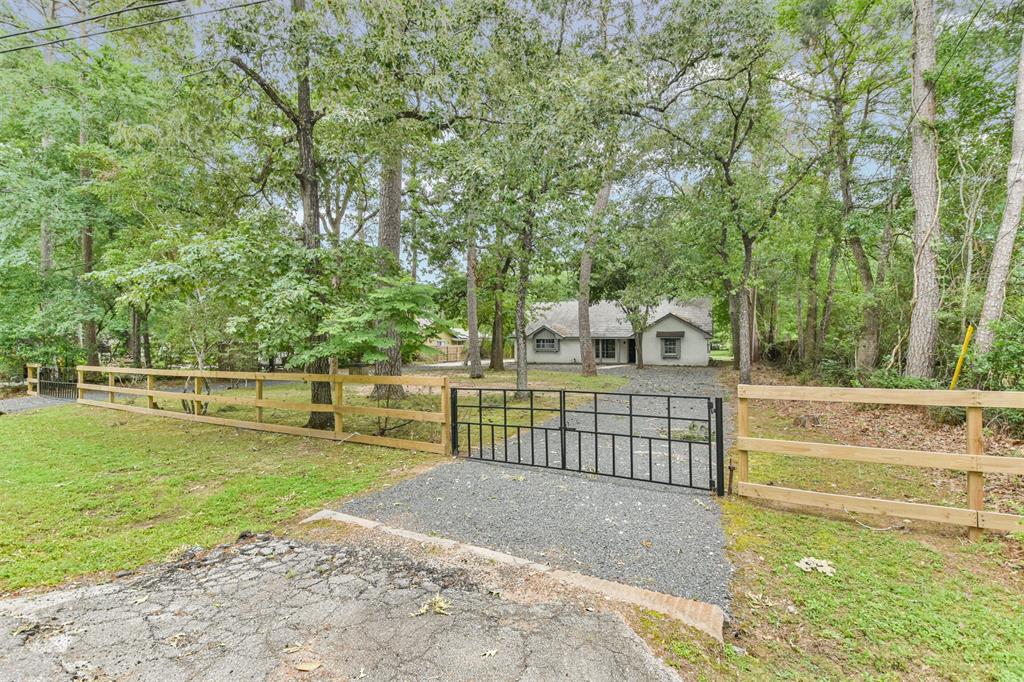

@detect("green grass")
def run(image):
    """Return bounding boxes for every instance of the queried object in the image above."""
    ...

[710,349,734,362]
[638,406,1024,680]
[2,367,623,592]
[0,404,440,592]
[717,502,1024,680]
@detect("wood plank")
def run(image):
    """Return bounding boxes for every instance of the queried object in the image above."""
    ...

[975,391,1024,409]
[440,376,451,455]
[734,436,1024,474]
[966,406,985,541]
[75,365,447,386]
[346,433,445,454]
[78,399,343,441]
[77,399,444,454]
[333,379,343,436]
[77,383,254,406]
[737,482,979,527]
[146,374,155,409]
[256,398,336,413]
[735,397,749,483]
[737,383,986,407]
[978,511,1024,533]
[255,379,264,424]
[334,374,446,387]
[337,404,445,423]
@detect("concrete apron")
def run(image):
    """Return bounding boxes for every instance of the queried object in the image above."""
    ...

[303,509,725,643]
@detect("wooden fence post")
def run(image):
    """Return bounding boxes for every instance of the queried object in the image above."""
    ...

[441,376,451,455]
[967,405,984,541]
[26,365,37,395]
[146,374,155,409]
[77,369,85,401]
[736,394,750,485]
[333,376,344,438]
[255,379,264,423]
[108,372,115,403]
[194,375,203,416]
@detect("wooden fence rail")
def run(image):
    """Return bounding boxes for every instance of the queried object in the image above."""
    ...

[735,384,1024,540]
[75,366,450,455]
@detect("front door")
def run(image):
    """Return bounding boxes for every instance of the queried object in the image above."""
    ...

[627,339,637,364]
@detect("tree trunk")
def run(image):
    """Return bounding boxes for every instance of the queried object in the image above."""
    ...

[738,235,754,384]
[906,0,941,379]
[578,178,613,377]
[77,10,99,366]
[466,238,484,378]
[725,280,740,370]
[738,286,752,384]
[514,219,534,397]
[803,228,821,363]
[129,307,142,368]
[372,146,404,399]
[818,238,841,358]
[635,330,645,369]
[142,308,152,369]
[39,0,56,278]
[490,261,508,371]
[977,33,1024,353]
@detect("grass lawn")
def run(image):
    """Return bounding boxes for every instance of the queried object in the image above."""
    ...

[1,367,625,593]
[0,404,442,592]
[639,403,1024,680]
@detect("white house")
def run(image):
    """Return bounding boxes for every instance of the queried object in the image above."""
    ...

[524,299,712,366]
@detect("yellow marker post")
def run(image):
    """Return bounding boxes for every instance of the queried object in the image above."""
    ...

[949,324,974,390]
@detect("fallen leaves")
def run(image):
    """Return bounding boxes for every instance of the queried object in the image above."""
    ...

[411,595,452,616]
[294,660,322,672]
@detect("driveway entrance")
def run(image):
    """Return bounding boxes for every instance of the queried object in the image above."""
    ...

[343,366,733,608]
[451,387,725,493]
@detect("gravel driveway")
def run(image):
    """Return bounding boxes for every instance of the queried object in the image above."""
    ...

[0,534,677,681]
[342,366,733,609]
[0,395,64,414]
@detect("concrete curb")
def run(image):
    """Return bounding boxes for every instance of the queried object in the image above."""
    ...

[302,509,724,642]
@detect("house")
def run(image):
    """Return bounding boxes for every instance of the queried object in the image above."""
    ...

[524,299,712,366]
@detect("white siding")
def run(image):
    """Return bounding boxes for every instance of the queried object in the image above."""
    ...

[524,332,631,364]
[525,330,581,364]
[641,316,710,366]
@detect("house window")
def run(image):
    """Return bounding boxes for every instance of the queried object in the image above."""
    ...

[534,337,557,352]
[661,338,680,359]
[596,339,616,360]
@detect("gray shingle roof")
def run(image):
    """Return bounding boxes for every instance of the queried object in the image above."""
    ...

[526,298,712,338]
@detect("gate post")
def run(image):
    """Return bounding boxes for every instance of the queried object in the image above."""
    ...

[559,390,567,469]
[714,398,725,496]
[448,386,458,456]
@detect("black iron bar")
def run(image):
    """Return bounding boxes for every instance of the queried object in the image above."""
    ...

[648,439,653,482]
[628,395,634,479]
[714,397,725,495]
[688,441,694,488]
[502,389,508,461]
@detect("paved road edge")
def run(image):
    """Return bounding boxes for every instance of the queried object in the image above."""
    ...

[302,509,725,643]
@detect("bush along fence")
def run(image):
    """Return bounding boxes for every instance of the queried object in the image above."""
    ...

[734,384,1024,540]
[73,366,450,455]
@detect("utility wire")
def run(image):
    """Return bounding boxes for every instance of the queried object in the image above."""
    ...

[0,0,190,41]
[0,0,270,55]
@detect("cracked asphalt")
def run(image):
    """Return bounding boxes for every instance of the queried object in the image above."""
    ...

[0,534,678,681]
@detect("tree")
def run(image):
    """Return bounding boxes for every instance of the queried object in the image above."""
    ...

[977,32,1024,353]
[905,0,941,378]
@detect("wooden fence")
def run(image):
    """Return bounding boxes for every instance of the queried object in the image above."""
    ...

[75,366,450,455]
[735,384,1024,539]
[25,363,39,395]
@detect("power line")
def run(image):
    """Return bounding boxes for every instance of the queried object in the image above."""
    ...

[0,0,271,55]
[0,0,190,41]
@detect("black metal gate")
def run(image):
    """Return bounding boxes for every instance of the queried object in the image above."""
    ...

[37,367,78,400]
[451,388,725,494]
